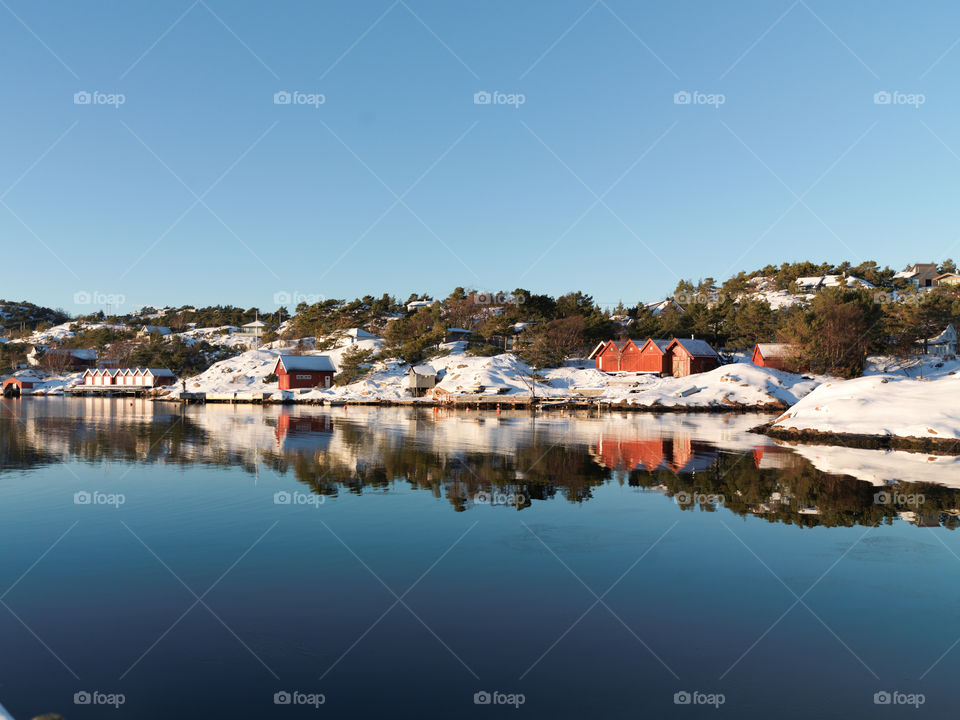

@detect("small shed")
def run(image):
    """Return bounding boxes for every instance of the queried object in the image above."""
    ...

[666,338,720,378]
[444,328,474,343]
[274,354,335,390]
[637,339,672,375]
[752,343,801,372]
[141,369,178,387]
[408,364,437,397]
[138,325,172,337]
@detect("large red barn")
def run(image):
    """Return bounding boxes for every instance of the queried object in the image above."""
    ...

[666,339,720,378]
[274,355,335,390]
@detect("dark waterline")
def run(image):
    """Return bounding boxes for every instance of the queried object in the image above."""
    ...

[0,398,957,719]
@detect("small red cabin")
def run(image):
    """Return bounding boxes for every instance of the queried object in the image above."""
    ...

[752,344,801,372]
[636,339,672,375]
[274,355,335,390]
[666,338,720,378]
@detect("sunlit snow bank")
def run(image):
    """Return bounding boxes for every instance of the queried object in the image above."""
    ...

[771,373,960,443]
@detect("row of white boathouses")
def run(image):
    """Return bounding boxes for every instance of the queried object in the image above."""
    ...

[81,368,177,388]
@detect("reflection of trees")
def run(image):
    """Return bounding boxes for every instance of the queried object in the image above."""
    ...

[4,407,960,528]
[0,414,60,470]
[628,453,960,529]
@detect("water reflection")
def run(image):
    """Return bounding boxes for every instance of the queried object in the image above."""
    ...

[2,398,959,528]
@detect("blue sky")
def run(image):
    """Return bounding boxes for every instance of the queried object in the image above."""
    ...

[3,0,960,315]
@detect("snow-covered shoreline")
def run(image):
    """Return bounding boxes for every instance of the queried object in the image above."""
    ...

[8,343,825,412]
[765,370,960,454]
[144,344,822,411]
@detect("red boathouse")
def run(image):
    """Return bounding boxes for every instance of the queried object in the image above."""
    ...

[274,355,335,390]
[666,339,720,378]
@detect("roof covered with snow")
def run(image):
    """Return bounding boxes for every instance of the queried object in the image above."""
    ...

[755,343,797,358]
[276,354,335,372]
[670,339,719,357]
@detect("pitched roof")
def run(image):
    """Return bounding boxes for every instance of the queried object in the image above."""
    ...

[410,364,436,376]
[755,343,797,359]
[144,368,176,377]
[924,324,957,345]
[4,374,43,384]
[669,338,719,358]
[639,339,671,353]
[276,354,335,373]
[587,341,608,359]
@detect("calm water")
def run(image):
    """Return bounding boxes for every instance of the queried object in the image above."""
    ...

[1,398,959,719]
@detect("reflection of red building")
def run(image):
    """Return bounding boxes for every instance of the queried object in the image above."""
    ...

[275,412,334,449]
[595,433,716,473]
[752,445,799,470]
[666,435,693,473]
[597,436,666,472]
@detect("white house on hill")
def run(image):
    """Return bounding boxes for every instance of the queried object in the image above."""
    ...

[921,324,958,357]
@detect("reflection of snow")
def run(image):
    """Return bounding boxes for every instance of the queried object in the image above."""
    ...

[778,442,960,487]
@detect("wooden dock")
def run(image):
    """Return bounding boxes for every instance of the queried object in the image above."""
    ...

[67,386,157,397]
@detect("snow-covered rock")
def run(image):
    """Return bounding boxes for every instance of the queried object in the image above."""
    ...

[770,373,960,440]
